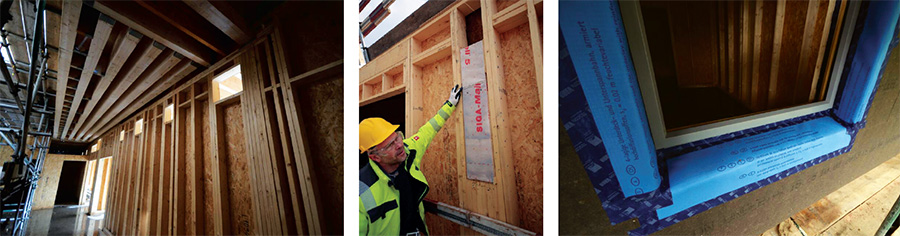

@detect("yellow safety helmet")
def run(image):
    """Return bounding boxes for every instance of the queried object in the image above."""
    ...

[359,117,399,154]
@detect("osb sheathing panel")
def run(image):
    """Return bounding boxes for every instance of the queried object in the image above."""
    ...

[419,56,462,235]
[420,28,452,52]
[297,77,344,235]
[179,105,198,235]
[199,99,215,235]
[499,24,543,232]
[27,149,90,209]
[223,102,254,235]
[0,145,13,163]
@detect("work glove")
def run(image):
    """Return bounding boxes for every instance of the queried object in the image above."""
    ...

[448,84,462,107]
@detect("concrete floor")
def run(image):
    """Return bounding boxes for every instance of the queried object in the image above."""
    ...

[26,205,102,236]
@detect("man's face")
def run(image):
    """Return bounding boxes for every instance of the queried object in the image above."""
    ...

[370,132,407,165]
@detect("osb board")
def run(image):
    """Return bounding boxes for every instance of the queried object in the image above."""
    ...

[296,77,344,235]
[179,105,197,235]
[277,1,342,78]
[419,56,462,235]
[0,145,13,163]
[420,28,451,53]
[222,102,254,235]
[29,150,90,209]
[199,99,216,235]
[499,23,543,233]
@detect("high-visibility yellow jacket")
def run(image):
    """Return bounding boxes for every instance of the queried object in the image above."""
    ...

[359,101,456,235]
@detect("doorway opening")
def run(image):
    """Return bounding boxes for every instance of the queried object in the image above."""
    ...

[54,161,87,205]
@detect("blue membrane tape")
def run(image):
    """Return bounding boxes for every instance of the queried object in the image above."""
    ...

[560,0,660,197]
[560,36,673,225]
[834,1,900,125]
[560,1,900,235]
[657,117,851,218]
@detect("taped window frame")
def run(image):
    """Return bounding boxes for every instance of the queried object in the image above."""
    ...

[620,0,862,149]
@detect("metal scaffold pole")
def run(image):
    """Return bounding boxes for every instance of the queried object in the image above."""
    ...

[0,0,54,235]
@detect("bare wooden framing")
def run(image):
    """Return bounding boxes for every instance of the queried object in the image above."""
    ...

[97,10,340,234]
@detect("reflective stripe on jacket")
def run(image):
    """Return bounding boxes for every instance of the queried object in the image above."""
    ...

[360,101,456,235]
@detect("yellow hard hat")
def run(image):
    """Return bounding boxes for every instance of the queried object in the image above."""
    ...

[359,117,399,154]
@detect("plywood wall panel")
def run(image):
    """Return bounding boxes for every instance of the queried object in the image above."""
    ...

[222,102,254,235]
[24,150,89,209]
[296,77,344,235]
[499,24,543,233]
[420,29,452,52]
[418,56,463,235]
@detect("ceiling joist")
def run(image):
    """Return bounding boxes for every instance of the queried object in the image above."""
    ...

[91,0,216,66]
[73,40,163,140]
[91,60,197,140]
[82,50,181,139]
[53,0,81,139]
[68,29,142,140]
[184,0,252,45]
[61,14,114,138]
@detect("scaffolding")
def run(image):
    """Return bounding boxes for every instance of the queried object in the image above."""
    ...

[0,0,55,235]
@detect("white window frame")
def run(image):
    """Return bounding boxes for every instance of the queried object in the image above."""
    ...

[619,0,862,149]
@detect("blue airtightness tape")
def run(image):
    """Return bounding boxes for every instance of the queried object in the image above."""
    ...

[560,34,673,225]
[559,0,660,198]
[560,0,900,235]
[833,1,900,125]
[657,116,851,218]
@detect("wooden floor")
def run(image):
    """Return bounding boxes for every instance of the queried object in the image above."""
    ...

[761,152,900,236]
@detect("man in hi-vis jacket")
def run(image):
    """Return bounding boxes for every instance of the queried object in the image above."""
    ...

[359,85,462,235]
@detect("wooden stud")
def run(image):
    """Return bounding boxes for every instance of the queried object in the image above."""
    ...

[818,1,848,101]
[750,0,764,111]
[526,0,542,108]
[793,0,822,104]
[767,0,787,107]
[809,0,837,102]
[273,26,323,234]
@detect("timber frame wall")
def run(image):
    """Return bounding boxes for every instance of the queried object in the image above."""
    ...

[96,2,343,235]
[359,0,544,234]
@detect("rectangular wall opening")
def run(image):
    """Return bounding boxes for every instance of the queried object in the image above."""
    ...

[55,161,87,205]
[639,1,847,131]
[213,65,244,102]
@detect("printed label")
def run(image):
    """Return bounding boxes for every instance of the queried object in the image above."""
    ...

[461,41,494,183]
